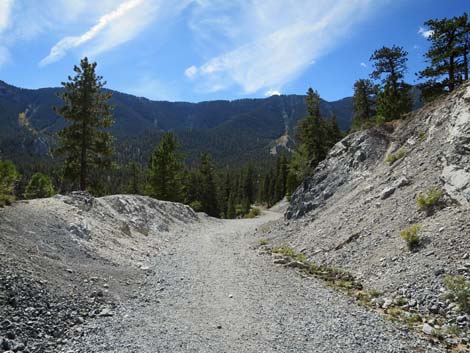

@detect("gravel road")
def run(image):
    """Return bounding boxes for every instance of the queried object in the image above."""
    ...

[65,210,442,353]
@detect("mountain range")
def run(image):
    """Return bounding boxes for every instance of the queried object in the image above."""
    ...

[0,80,353,167]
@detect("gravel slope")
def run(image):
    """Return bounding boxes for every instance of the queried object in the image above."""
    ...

[65,210,442,353]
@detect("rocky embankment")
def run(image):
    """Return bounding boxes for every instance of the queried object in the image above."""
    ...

[260,84,470,348]
[0,193,198,352]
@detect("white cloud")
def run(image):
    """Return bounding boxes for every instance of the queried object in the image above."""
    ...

[0,46,11,69]
[187,0,380,94]
[0,0,14,33]
[265,89,281,97]
[39,0,156,66]
[360,62,367,68]
[418,27,433,39]
[185,65,198,79]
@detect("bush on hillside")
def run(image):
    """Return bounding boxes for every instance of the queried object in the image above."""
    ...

[24,172,55,199]
[400,224,421,251]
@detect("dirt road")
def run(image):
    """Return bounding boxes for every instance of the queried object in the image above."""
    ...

[65,210,441,353]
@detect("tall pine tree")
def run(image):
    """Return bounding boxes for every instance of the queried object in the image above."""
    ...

[352,79,377,129]
[147,132,183,202]
[370,46,412,120]
[418,14,470,100]
[55,57,114,191]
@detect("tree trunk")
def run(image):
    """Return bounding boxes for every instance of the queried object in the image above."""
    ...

[449,55,455,92]
[80,124,87,191]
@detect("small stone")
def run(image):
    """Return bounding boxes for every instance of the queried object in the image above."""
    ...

[228,294,233,298]
[98,308,114,317]
[422,323,434,335]
[408,299,417,307]
[380,187,396,200]
[66,268,74,273]
[456,315,468,323]
[382,298,393,309]
[216,325,222,329]
[463,253,469,259]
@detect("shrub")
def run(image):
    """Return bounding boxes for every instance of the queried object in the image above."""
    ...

[24,172,55,199]
[0,160,20,206]
[258,238,268,246]
[189,200,203,212]
[400,224,421,251]
[385,148,407,165]
[272,245,296,257]
[244,207,261,219]
[417,187,443,212]
[444,275,470,313]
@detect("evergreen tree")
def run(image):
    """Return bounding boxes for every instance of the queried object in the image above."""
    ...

[0,160,20,206]
[226,193,236,219]
[24,172,55,199]
[147,132,183,202]
[418,14,470,100]
[125,161,142,194]
[243,164,255,204]
[296,88,328,168]
[55,57,114,191]
[370,45,411,119]
[198,153,219,217]
[352,79,377,129]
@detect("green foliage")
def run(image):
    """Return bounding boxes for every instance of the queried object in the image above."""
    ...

[369,45,412,120]
[385,148,407,164]
[418,14,470,98]
[226,193,236,219]
[258,238,268,246]
[352,79,377,130]
[272,245,296,257]
[189,200,203,212]
[147,132,184,202]
[0,160,20,206]
[24,172,55,199]
[400,224,422,251]
[417,187,443,211]
[444,275,470,313]
[244,207,261,219]
[55,57,114,191]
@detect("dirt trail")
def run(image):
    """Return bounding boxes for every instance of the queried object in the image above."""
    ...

[65,210,442,353]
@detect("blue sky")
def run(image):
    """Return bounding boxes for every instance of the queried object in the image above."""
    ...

[0,0,468,102]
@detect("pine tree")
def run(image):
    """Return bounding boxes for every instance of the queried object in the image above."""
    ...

[418,14,470,100]
[147,132,183,202]
[55,57,114,191]
[297,88,327,167]
[226,193,236,219]
[198,153,219,217]
[243,164,255,204]
[0,160,20,206]
[370,45,411,120]
[352,79,377,129]
[125,161,142,194]
[24,172,55,199]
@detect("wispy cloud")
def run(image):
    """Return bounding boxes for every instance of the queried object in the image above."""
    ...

[186,0,380,94]
[0,46,11,69]
[360,62,367,68]
[0,0,14,33]
[40,0,149,66]
[185,65,198,79]
[418,26,433,39]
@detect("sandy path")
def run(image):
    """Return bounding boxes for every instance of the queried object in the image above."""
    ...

[65,210,441,353]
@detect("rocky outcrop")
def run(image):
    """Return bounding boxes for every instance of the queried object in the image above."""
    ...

[286,128,390,219]
[262,83,470,339]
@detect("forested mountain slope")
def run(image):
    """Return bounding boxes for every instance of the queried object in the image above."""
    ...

[0,80,353,165]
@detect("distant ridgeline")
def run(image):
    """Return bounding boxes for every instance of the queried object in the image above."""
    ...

[0,80,353,168]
